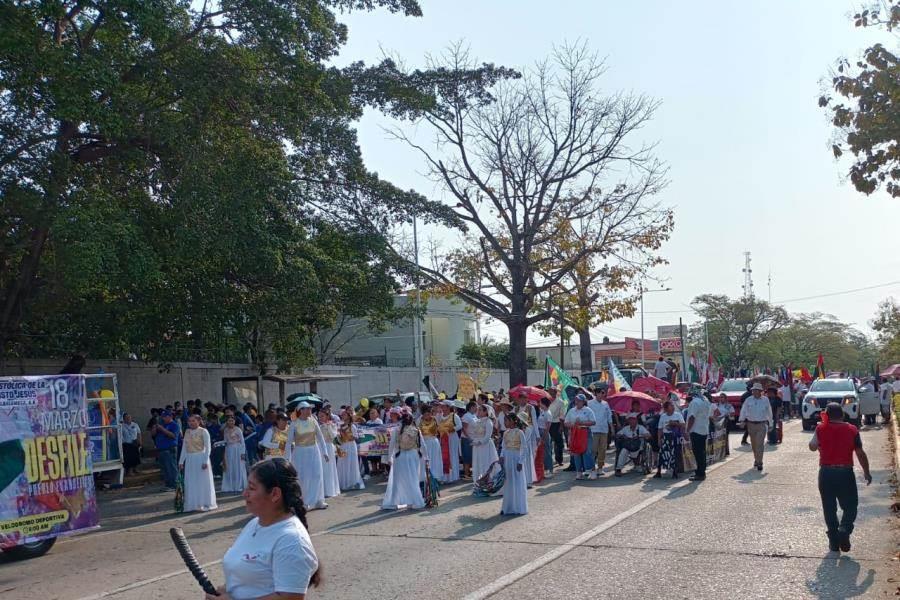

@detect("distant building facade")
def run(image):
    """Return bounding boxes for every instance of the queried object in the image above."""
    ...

[316,294,479,368]
[527,337,658,373]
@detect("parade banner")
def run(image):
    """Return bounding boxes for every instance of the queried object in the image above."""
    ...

[680,418,727,471]
[456,374,477,403]
[356,424,399,457]
[0,375,99,546]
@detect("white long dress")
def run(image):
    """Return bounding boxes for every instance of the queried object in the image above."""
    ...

[382,425,425,510]
[179,427,217,512]
[471,417,499,481]
[337,423,364,490]
[221,426,248,493]
[319,419,341,499]
[438,413,462,483]
[287,418,328,510]
[500,429,528,515]
[417,417,443,483]
[518,404,539,487]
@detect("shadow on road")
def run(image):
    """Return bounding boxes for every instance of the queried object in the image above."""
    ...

[806,555,875,599]
[731,470,769,484]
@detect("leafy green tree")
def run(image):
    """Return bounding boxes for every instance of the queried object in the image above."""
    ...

[457,338,536,370]
[750,313,877,374]
[0,0,463,370]
[871,297,900,362]
[820,1,900,197]
[690,294,790,371]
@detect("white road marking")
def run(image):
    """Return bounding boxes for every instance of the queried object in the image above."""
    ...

[74,486,475,599]
[461,451,742,600]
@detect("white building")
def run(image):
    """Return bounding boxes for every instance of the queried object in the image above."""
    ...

[316,294,479,368]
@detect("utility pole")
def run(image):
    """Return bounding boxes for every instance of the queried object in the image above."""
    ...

[679,317,688,382]
[639,283,645,369]
[412,217,425,391]
[767,269,772,303]
[558,304,565,371]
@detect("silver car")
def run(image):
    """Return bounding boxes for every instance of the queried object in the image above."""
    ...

[801,378,860,430]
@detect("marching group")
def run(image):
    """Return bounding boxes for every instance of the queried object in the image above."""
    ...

[132,379,766,518]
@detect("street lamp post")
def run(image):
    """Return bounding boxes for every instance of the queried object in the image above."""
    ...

[639,285,672,370]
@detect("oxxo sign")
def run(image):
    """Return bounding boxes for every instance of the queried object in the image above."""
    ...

[657,325,685,353]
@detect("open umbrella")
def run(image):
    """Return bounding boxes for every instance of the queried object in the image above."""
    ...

[508,384,552,404]
[631,376,673,397]
[606,390,662,414]
[285,392,325,413]
[750,374,780,388]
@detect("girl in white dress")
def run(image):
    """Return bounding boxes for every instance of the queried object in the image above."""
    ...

[382,412,426,510]
[179,415,217,512]
[221,415,248,493]
[416,404,443,483]
[437,401,463,483]
[500,413,528,516]
[287,403,329,510]
[337,410,364,490]
[471,404,499,481]
[317,407,341,499]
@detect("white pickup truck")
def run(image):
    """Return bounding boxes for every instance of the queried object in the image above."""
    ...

[801,378,860,430]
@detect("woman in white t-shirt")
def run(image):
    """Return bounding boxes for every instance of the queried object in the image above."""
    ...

[208,458,320,600]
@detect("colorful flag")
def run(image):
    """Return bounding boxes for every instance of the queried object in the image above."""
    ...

[688,352,700,383]
[607,359,632,392]
[815,354,825,379]
[544,356,577,409]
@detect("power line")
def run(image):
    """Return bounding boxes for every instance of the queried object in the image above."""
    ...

[773,280,900,305]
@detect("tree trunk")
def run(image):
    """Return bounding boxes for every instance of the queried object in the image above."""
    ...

[507,319,528,387]
[578,326,593,373]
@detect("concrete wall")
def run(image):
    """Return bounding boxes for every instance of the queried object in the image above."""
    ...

[0,358,546,432]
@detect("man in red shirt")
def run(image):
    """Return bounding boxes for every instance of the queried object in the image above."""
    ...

[809,403,872,553]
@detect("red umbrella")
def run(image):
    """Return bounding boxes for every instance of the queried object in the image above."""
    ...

[508,384,552,405]
[631,376,673,396]
[606,390,662,414]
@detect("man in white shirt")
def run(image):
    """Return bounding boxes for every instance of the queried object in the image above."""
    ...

[686,389,711,482]
[738,383,773,471]
[614,413,650,475]
[653,356,670,380]
[547,388,566,467]
[586,388,615,479]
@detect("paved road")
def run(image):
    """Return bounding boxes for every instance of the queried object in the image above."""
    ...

[1,421,896,600]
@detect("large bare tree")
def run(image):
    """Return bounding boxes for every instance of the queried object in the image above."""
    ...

[382,43,671,384]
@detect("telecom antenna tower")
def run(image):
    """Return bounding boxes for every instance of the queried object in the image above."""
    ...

[742,251,754,299]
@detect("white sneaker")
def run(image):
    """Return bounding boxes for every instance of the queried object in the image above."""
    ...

[588,471,598,480]
[544,472,554,479]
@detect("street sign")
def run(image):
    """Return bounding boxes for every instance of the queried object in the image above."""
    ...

[658,338,682,352]
[657,324,686,340]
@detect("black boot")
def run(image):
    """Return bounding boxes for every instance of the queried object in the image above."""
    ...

[838,531,851,552]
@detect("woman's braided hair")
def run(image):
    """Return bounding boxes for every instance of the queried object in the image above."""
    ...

[250,458,321,588]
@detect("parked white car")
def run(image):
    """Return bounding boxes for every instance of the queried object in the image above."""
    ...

[801,378,860,430]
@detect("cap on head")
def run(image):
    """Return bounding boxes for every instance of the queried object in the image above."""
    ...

[751,383,764,392]
[161,409,173,417]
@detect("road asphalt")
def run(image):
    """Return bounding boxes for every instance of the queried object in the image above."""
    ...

[0,420,896,600]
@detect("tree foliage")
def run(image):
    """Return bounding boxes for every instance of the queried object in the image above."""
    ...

[820,1,900,197]
[689,294,790,370]
[456,338,536,370]
[380,43,671,384]
[0,0,463,371]
[870,296,900,362]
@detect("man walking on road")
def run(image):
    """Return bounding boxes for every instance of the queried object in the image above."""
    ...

[686,387,710,481]
[586,386,614,479]
[739,383,772,471]
[809,403,872,552]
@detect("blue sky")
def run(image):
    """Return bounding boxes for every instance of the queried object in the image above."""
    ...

[337,0,900,343]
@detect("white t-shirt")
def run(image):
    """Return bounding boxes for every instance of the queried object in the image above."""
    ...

[686,396,711,436]
[586,399,613,434]
[653,360,670,379]
[617,424,649,439]
[657,411,685,434]
[462,411,478,437]
[224,516,318,600]
[565,406,595,427]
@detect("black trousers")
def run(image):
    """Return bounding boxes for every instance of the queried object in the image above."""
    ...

[818,467,858,537]
[549,422,564,464]
[690,432,707,478]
